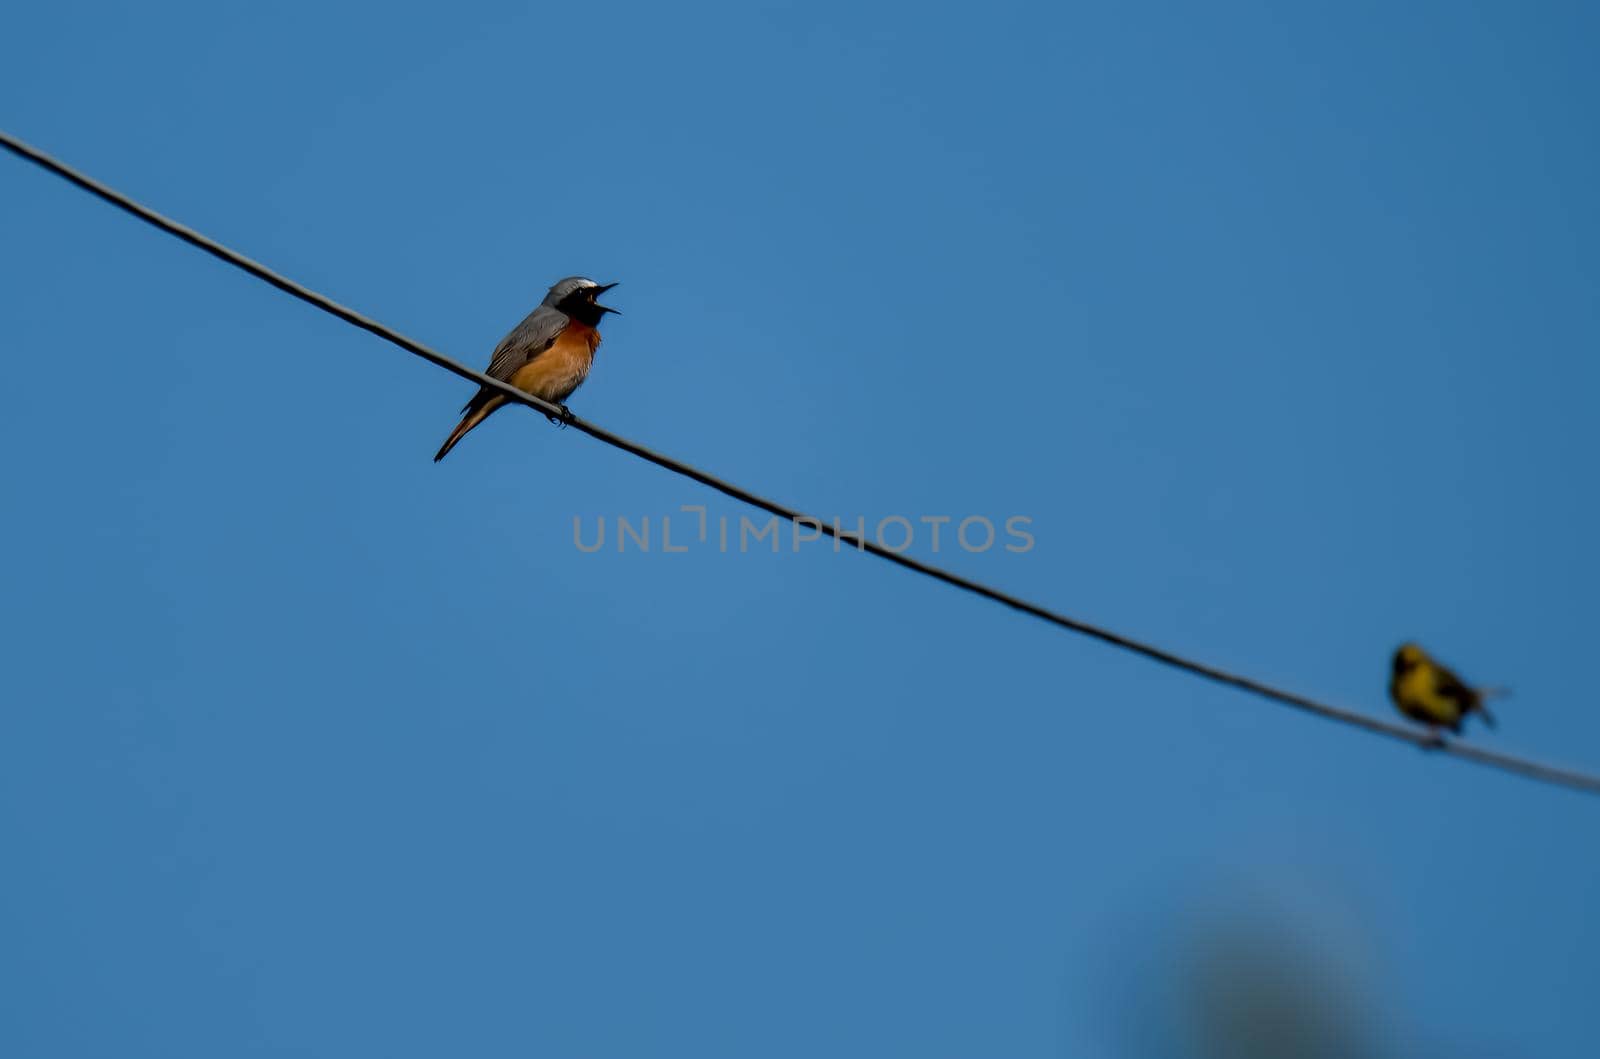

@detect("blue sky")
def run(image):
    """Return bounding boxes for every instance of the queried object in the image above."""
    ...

[2,1,1597,1055]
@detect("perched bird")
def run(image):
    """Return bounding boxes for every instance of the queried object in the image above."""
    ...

[1389,642,1501,735]
[433,276,619,462]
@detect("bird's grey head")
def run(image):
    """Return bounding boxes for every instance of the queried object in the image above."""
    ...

[543,276,620,326]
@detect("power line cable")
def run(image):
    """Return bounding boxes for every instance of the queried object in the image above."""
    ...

[5,128,1596,797]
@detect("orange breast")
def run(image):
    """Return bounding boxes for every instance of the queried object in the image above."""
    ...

[509,322,602,403]
[563,321,601,354]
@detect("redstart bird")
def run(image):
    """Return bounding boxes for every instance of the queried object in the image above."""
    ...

[433,276,619,462]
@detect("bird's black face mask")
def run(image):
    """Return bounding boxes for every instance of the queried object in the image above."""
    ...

[559,282,619,327]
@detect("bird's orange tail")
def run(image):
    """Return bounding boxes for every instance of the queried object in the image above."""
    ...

[433,397,503,462]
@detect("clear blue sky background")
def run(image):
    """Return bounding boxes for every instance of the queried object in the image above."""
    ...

[3,2,1597,1056]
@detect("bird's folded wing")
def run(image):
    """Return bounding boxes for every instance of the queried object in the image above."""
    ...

[485,306,568,383]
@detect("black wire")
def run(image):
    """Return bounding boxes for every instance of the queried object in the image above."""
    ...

[5,127,1597,797]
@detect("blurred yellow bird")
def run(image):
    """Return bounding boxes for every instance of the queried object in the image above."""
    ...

[1389,642,1501,735]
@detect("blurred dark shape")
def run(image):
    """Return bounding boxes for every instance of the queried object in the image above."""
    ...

[1108,890,1415,1059]
[1178,914,1388,1059]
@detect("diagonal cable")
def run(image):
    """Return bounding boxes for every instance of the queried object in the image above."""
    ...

[5,128,1596,797]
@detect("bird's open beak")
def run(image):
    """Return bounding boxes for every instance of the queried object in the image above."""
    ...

[595,281,620,315]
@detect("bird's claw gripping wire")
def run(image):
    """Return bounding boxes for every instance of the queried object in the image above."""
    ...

[546,404,573,429]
